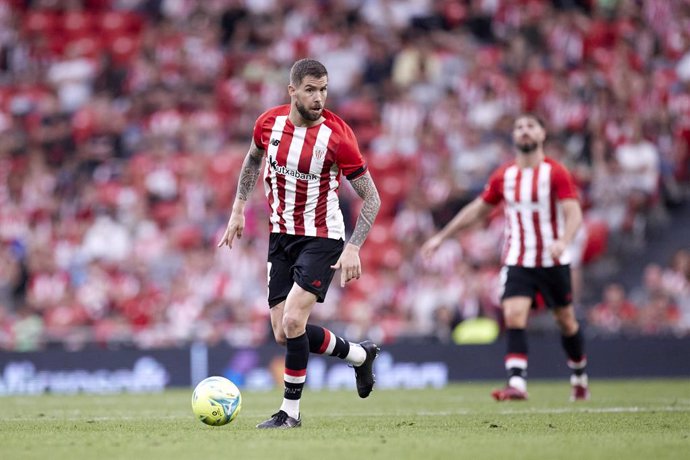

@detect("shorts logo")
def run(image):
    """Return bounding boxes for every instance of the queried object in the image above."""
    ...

[311,280,322,288]
[313,147,326,160]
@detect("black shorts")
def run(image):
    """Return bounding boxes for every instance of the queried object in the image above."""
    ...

[500,265,573,309]
[267,233,344,307]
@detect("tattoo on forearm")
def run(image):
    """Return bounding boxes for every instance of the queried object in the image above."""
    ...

[348,172,381,247]
[237,144,264,201]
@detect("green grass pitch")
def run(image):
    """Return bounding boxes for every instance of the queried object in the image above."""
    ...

[1,379,689,460]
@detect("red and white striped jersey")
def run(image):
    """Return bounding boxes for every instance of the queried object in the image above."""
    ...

[253,105,367,240]
[481,158,579,267]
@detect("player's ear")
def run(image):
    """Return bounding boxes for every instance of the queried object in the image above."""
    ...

[288,84,296,97]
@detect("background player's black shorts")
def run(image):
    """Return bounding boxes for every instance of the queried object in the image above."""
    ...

[500,264,573,309]
[267,233,344,307]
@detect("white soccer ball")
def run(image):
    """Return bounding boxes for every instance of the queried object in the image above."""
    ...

[191,376,242,426]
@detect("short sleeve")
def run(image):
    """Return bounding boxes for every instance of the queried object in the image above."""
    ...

[336,124,367,180]
[252,116,266,150]
[481,167,505,205]
[551,162,579,201]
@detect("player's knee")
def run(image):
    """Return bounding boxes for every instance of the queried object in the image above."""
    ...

[503,309,528,328]
[555,313,578,335]
[273,333,287,346]
[281,315,305,337]
[562,320,579,336]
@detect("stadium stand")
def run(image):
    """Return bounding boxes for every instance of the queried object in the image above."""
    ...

[0,0,688,350]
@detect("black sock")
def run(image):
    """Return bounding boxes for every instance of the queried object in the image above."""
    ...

[561,329,587,376]
[284,333,309,402]
[505,328,528,381]
[305,324,350,359]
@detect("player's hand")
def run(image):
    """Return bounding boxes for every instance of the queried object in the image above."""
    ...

[217,212,245,249]
[548,239,567,259]
[331,243,361,287]
[420,234,444,260]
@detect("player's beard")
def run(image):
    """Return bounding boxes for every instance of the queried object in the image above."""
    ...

[516,140,539,153]
[295,100,322,122]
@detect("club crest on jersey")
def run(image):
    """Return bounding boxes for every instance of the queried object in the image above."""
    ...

[313,147,326,160]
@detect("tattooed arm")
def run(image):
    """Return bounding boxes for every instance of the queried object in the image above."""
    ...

[348,171,381,247]
[217,141,264,249]
[235,141,264,202]
[330,171,381,287]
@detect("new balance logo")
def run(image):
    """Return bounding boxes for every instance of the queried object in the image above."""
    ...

[270,138,280,146]
[311,280,322,288]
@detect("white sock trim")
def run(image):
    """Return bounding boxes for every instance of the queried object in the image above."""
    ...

[345,343,366,366]
[324,330,337,355]
[279,398,300,420]
[567,358,588,370]
[505,357,527,370]
[508,376,527,392]
[570,374,588,387]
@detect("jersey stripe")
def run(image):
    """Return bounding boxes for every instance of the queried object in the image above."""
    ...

[305,125,332,237]
[326,168,344,239]
[264,116,288,233]
[282,126,307,234]
[531,165,544,267]
[293,127,319,233]
[551,186,562,265]
[514,168,526,266]
[504,165,520,265]
[519,168,537,267]
[274,122,292,234]
[314,156,333,239]
[537,162,554,266]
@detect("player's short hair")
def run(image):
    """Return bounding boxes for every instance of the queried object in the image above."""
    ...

[290,59,328,87]
[516,113,546,129]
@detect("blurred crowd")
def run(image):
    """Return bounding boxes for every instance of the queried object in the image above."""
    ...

[0,0,689,351]
[588,249,690,337]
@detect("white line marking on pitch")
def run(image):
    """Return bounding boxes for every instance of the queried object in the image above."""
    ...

[415,406,690,416]
[5,406,690,421]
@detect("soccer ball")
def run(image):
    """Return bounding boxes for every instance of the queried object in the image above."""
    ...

[191,376,242,426]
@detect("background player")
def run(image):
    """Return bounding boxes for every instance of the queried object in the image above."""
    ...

[422,114,589,401]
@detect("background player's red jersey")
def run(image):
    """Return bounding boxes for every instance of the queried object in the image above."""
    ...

[481,157,579,267]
